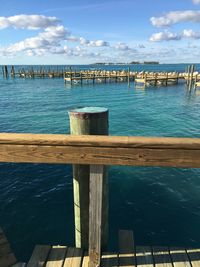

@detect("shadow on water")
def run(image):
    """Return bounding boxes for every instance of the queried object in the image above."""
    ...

[1,163,200,260]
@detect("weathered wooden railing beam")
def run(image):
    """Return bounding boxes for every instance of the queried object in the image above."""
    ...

[0,133,200,168]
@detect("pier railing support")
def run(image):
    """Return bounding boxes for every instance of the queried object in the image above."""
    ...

[68,107,109,253]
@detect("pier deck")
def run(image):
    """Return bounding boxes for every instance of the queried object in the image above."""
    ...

[0,227,17,267]
[25,230,200,267]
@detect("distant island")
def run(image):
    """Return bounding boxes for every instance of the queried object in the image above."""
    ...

[92,61,159,65]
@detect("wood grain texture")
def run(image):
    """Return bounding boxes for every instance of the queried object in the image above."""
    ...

[186,248,200,267]
[11,263,26,267]
[152,246,173,267]
[0,253,17,267]
[89,165,104,267]
[69,109,108,249]
[101,252,118,267]
[46,246,67,267]
[81,252,89,267]
[71,248,83,267]
[118,230,135,267]
[169,248,190,267]
[63,247,74,267]
[1,136,200,168]
[27,245,51,267]
[1,133,200,149]
[136,246,153,267]
[0,227,17,267]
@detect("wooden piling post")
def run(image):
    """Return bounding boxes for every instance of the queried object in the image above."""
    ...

[68,107,109,250]
[187,65,191,86]
[128,67,130,87]
[11,65,15,78]
[189,65,195,91]
[165,72,168,86]
[3,65,8,78]
[154,73,158,86]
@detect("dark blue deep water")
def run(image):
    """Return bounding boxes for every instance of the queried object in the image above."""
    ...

[0,64,200,261]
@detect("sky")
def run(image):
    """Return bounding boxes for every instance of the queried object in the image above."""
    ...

[1,0,200,64]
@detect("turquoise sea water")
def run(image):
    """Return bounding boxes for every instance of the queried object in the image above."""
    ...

[0,64,200,261]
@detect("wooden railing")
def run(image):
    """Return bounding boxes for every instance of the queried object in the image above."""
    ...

[1,133,200,168]
[1,133,200,267]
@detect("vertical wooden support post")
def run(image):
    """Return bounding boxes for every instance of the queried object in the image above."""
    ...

[11,66,15,78]
[166,72,168,86]
[4,65,8,78]
[194,74,198,90]
[155,73,157,86]
[68,107,109,250]
[2,66,4,77]
[175,72,178,84]
[89,164,104,267]
[80,72,83,85]
[187,65,191,86]
[70,66,72,85]
[189,65,195,91]
[128,67,130,87]
[93,73,95,84]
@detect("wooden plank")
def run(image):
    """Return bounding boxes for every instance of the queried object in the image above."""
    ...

[0,233,8,246]
[0,227,17,267]
[0,227,8,246]
[12,263,26,267]
[89,165,104,267]
[71,248,83,267]
[101,252,118,267]
[1,134,200,150]
[63,247,74,267]
[0,242,12,256]
[169,248,190,267]
[135,79,145,83]
[0,253,17,267]
[118,230,135,267]
[186,248,200,267]
[152,246,173,267]
[63,248,83,267]
[81,252,89,267]
[136,246,154,267]
[27,245,51,267]
[0,139,200,168]
[46,246,67,267]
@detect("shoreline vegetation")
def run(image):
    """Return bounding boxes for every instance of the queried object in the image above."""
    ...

[91,61,159,65]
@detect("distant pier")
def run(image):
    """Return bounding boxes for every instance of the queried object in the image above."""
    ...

[1,64,200,89]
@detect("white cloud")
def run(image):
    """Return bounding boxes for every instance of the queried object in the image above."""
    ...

[115,42,131,50]
[79,37,109,47]
[182,29,200,38]
[150,31,181,42]
[150,29,200,42]
[137,44,145,48]
[2,25,70,56]
[0,15,60,30]
[193,0,200,4]
[0,13,111,58]
[151,10,200,27]
[89,40,109,47]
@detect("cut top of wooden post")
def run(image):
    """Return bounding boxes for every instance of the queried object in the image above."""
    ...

[68,107,109,135]
[69,107,108,117]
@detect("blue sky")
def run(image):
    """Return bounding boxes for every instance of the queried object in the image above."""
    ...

[1,0,200,64]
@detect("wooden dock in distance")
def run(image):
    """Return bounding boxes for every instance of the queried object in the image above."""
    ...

[2,64,200,88]
[23,230,200,267]
[64,70,133,84]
